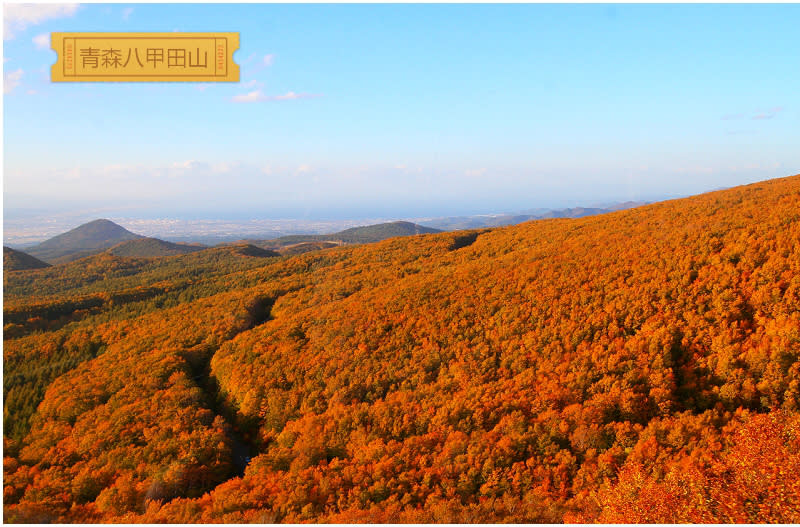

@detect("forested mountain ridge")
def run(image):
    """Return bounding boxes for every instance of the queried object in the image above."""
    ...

[3,247,50,271]
[15,219,437,265]
[106,238,207,258]
[26,219,144,264]
[332,221,440,240]
[3,175,800,522]
[250,221,441,250]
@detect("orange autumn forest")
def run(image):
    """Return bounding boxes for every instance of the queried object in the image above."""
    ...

[3,175,800,522]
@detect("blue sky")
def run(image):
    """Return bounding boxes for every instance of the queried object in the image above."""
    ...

[3,3,799,220]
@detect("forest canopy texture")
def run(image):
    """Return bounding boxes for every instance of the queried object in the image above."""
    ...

[3,175,800,523]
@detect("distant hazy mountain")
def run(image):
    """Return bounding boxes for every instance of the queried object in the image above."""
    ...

[3,246,51,271]
[537,207,614,219]
[420,202,648,231]
[606,201,648,211]
[334,221,441,242]
[107,238,207,258]
[253,221,442,249]
[27,219,144,264]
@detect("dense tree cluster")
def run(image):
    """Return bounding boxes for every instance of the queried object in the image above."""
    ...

[4,175,800,522]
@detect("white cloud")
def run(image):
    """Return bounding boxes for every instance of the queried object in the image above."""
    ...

[464,168,487,178]
[4,4,80,39]
[211,161,242,174]
[231,89,321,103]
[752,106,784,120]
[122,7,134,20]
[273,91,319,101]
[64,167,82,181]
[724,106,785,121]
[241,53,276,77]
[231,90,264,103]
[171,160,210,170]
[4,68,23,94]
[32,33,49,49]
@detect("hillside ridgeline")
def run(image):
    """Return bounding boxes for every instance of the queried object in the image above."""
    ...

[3,247,50,271]
[26,219,144,264]
[3,175,800,523]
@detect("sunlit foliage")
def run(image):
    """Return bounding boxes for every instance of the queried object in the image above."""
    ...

[4,175,800,522]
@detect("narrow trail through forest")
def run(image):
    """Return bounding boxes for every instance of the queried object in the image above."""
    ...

[182,295,279,485]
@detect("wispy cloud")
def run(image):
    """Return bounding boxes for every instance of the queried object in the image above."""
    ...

[170,160,209,172]
[231,90,266,103]
[4,4,80,39]
[722,106,785,121]
[4,68,23,94]
[230,54,277,99]
[272,91,321,101]
[122,7,134,20]
[464,168,487,178]
[32,33,49,49]
[231,90,321,103]
[752,106,784,120]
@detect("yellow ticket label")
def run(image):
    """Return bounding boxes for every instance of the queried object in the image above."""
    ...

[51,32,239,82]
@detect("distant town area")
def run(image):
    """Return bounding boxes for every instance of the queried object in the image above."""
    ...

[4,201,647,247]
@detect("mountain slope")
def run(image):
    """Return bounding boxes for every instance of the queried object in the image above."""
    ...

[27,219,143,263]
[334,220,441,242]
[3,175,800,523]
[3,247,50,271]
[255,221,441,249]
[226,243,281,258]
[278,241,342,256]
[107,237,207,258]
